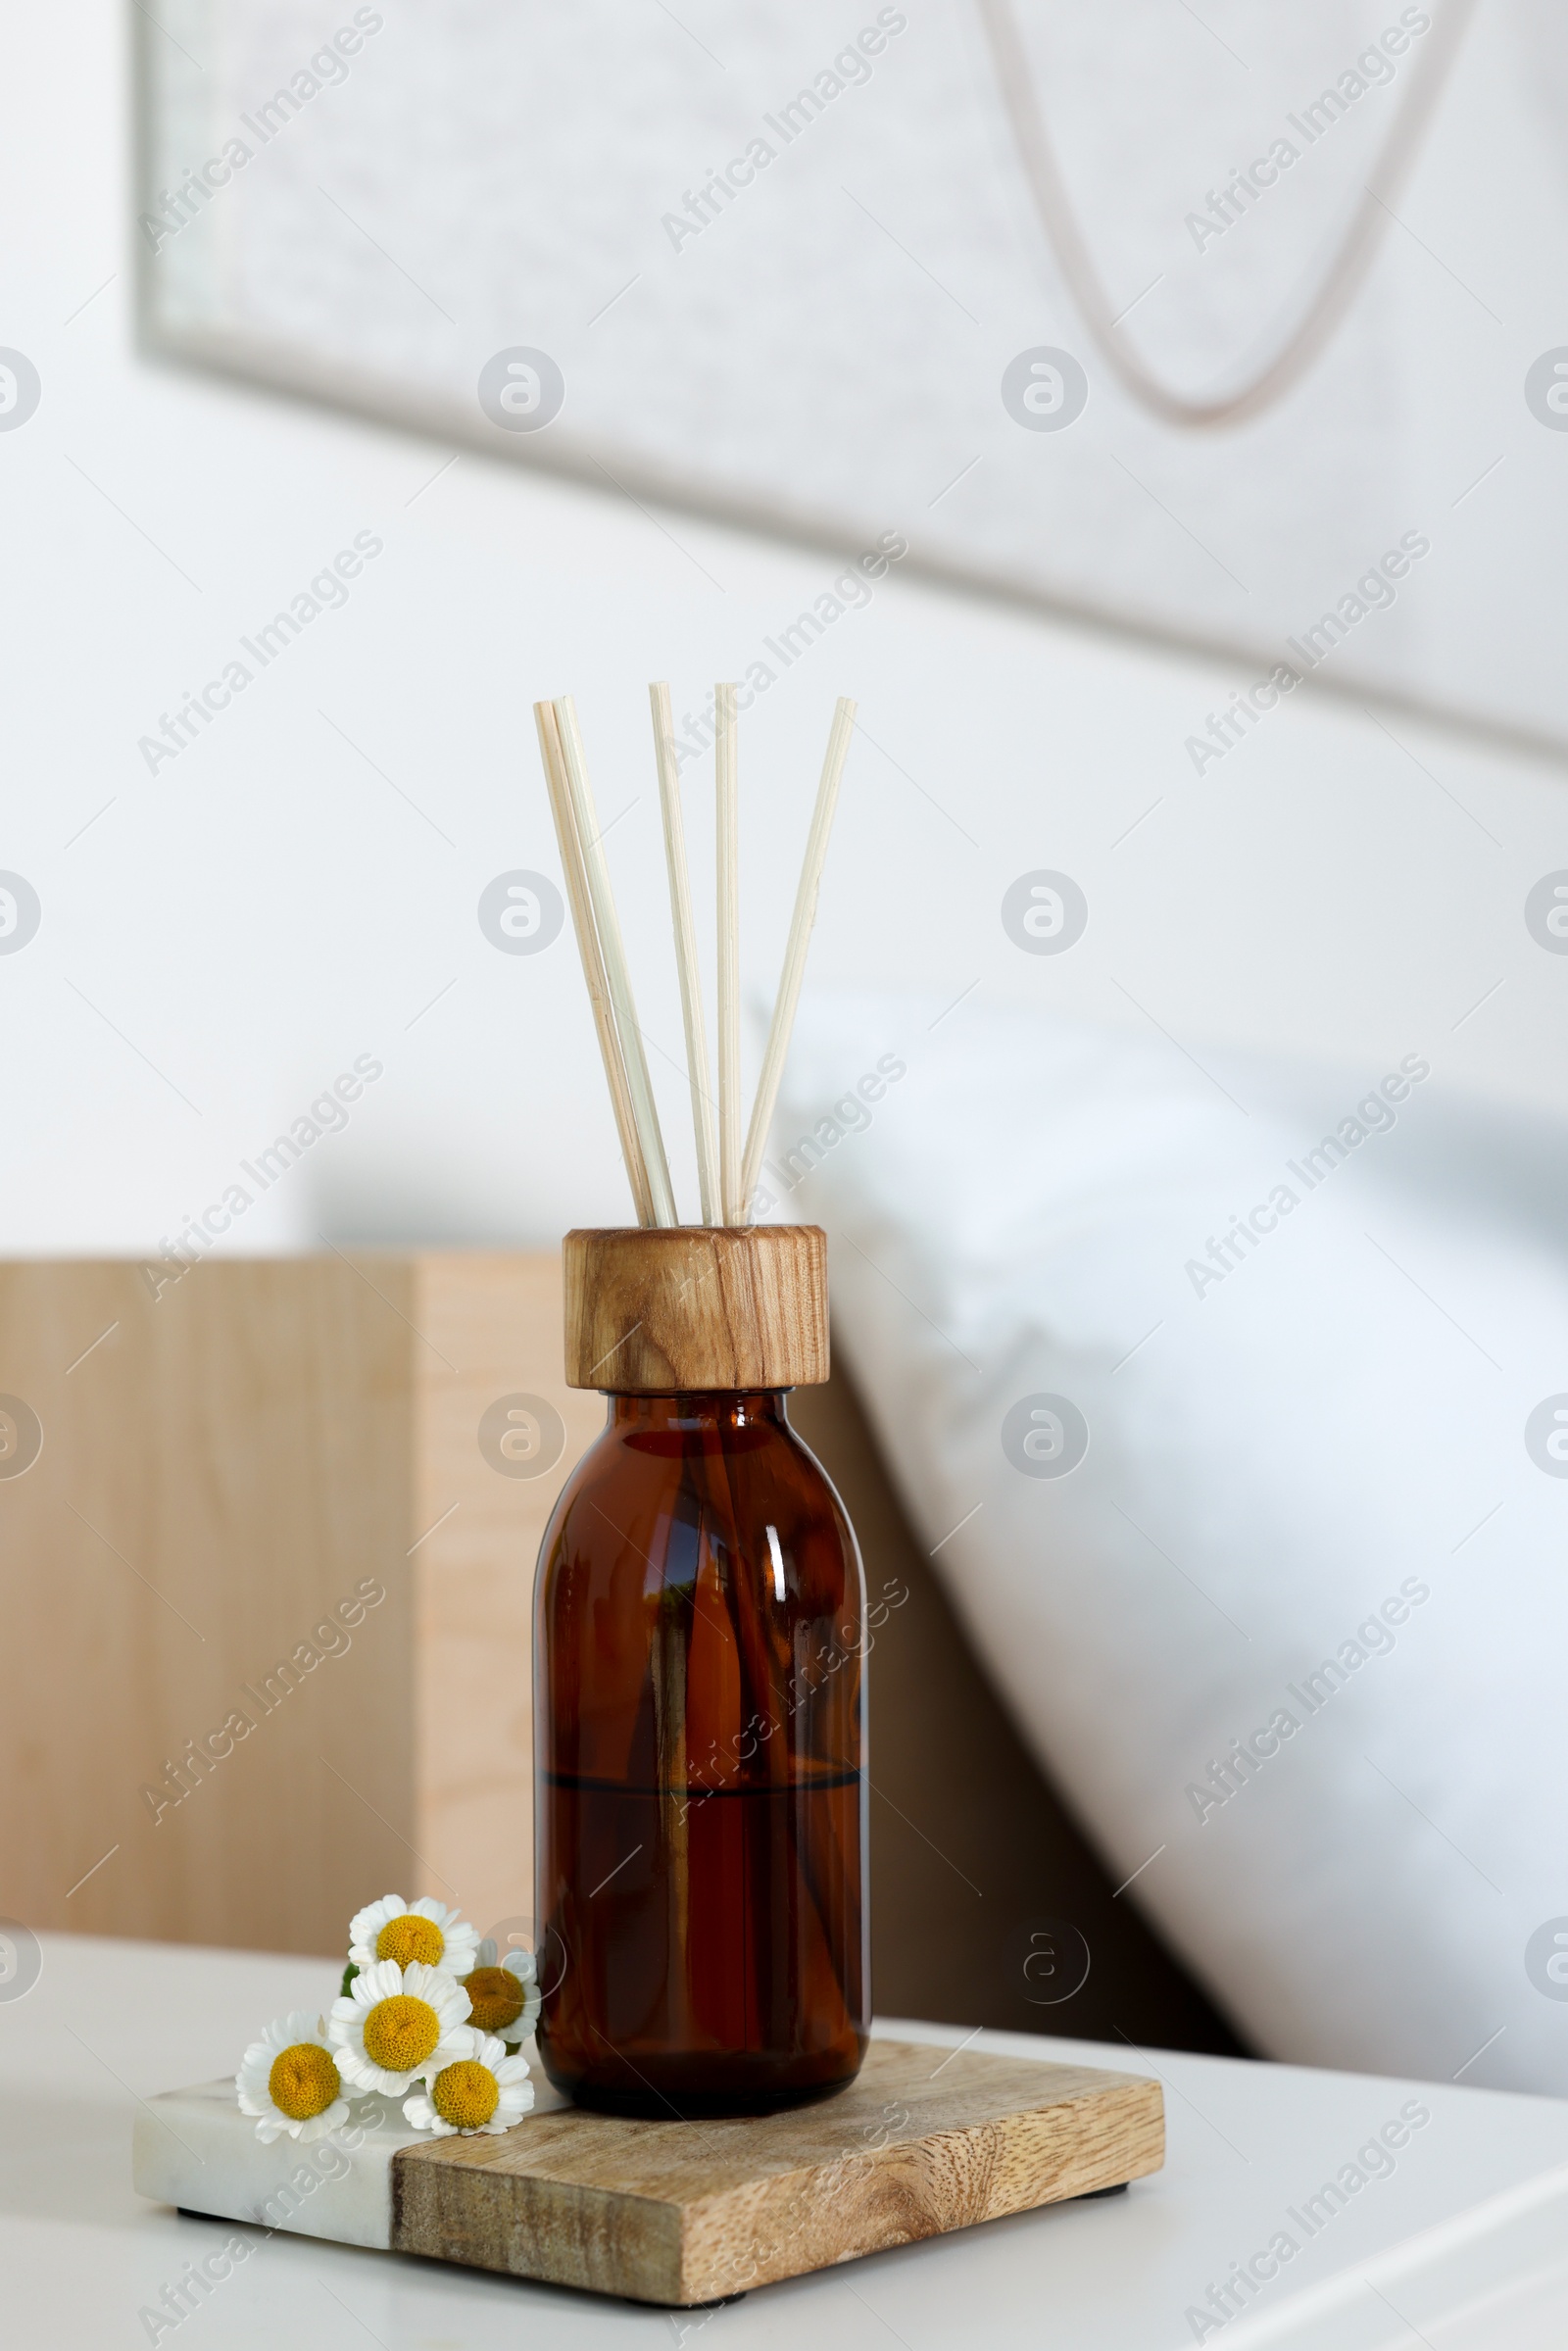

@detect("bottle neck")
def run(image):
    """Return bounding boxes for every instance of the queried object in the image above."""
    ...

[605,1391,789,1433]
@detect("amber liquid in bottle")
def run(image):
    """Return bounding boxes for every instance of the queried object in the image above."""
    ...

[534,1389,868,2115]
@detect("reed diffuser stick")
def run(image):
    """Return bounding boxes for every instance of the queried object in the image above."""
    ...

[714,684,742,1227]
[533,700,656,1226]
[740,696,857,1220]
[554,695,678,1229]
[650,682,720,1227]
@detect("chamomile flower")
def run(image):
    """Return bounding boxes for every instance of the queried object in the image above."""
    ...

[329,1959,471,2096]
[347,1894,480,1979]
[460,1937,542,2050]
[236,2010,350,2144]
[402,2028,534,2137]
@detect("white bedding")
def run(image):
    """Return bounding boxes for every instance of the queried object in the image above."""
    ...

[776,991,1568,2091]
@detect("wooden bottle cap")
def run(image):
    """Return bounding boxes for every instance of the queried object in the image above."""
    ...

[563,1226,829,1392]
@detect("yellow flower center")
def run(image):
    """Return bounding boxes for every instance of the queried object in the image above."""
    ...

[268,2042,341,2122]
[375,1912,445,1968]
[362,1994,441,2074]
[462,1966,526,2035]
[431,2059,500,2131]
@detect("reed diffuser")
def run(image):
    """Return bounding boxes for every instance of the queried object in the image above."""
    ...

[531,685,867,2116]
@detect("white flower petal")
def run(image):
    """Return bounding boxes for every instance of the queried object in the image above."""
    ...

[292,2097,352,2144]
[346,1893,406,1968]
[347,1894,480,1975]
[326,1959,470,2097]
[501,1951,541,2029]
[333,2044,386,2093]
[430,2024,480,2067]
[349,1894,405,1940]
[401,1961,472,2031]
[423,2031,478,2082]
[359,1958,408,2006]
[235,2011,344,2139]
[412,2029,539,2135]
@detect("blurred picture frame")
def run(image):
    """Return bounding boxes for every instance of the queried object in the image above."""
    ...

[134,0,1568,760]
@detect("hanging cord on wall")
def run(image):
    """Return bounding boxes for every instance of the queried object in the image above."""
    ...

[975,0,1479,429]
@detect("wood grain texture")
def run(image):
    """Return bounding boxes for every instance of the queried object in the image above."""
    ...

[391,2038,1163,2304]
[0,1255,599,1956]
[407,1255,602,1939]
[0,1258,416,1952]
[563,1225,829,1392]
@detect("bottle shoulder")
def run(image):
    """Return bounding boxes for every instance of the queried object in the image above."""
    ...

[536,1398,861,1602]
[550,1399,851,1513]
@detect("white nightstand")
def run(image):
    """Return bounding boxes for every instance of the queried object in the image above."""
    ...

[6,1935,1568,2349]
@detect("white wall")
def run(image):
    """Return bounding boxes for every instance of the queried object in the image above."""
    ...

[2,2,1564,1264]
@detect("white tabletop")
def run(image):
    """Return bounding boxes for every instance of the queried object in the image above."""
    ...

[7,1934,1568,2350]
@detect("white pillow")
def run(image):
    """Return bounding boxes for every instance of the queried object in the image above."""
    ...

[775,993,1568,2091]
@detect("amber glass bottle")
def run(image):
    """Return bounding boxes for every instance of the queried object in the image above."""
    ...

[534,1228,868,2116]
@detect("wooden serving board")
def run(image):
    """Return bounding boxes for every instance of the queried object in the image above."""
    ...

[134,2038,1163,2305]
